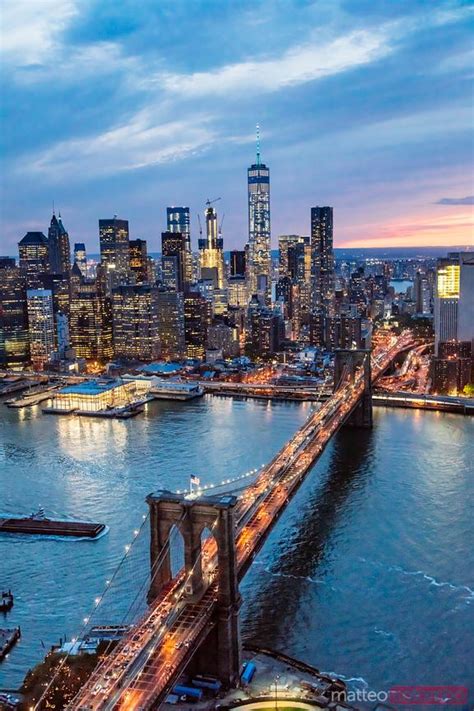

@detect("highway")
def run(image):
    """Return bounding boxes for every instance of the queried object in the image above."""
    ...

[68,332,416,711]
[373,391,474,413]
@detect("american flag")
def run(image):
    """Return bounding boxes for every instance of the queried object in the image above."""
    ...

[190,474,200,487]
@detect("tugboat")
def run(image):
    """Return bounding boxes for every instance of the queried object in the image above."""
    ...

[0,591,13,613]
[30,506,46,520]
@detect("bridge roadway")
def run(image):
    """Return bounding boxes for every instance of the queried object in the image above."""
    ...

[70,332,416,711]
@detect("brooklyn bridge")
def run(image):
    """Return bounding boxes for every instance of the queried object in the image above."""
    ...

[41,332,417,711]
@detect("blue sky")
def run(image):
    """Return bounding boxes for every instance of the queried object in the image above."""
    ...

[1,0,473,255]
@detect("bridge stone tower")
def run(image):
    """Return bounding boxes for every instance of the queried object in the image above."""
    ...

[147,491,241,687]
[333,348,372,428]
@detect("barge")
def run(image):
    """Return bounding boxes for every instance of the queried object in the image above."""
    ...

[0,508,106,539]
[0,628,20,661]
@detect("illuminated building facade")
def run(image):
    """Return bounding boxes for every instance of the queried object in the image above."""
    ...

[184,291,210,360]
[433,253,474,391]
[50,379,136,412]
[0,258,29,367]
[167,207,192,287]
[278,234,311,339]
[74,243,87,277]
[324,314,363,350]
[414,270,433,316]
[434,257,460,353]
[112,285,160,361]
[69,285,113,362]
[129,239,149,285]
[56,312,70,359]
[18,232,49,288]
[48,212,71,275]
[247,130,271,300]
[199,206,225,290]
[279,235,307,280]
[26,288,55,370]
[207,323,239,358]
[245,296,283,359]
[162,231,187,292]
[432,344,472,394]
[228,276,248,307]
[311,206,334,310]
[458,252,474,347]
[155,290,185,360]
[39,272,70,317]
[99,217,130,288]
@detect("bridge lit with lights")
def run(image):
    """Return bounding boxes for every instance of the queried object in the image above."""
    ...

[36,332,416,711]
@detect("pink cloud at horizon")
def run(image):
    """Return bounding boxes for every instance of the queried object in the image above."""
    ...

[337,207,474,248]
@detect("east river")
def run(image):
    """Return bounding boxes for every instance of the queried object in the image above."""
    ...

[0,397,473,700]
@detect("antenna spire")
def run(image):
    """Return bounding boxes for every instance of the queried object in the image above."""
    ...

[256,123,260,165]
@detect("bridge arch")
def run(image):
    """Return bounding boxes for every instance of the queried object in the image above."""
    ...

[169,523,185,578]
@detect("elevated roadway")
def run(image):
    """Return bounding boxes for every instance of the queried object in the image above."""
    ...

[69,332,416,711]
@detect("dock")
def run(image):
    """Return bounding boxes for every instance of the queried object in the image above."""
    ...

[76,404,144,419]
[6,386,60,408]
[0,628,20,661]
[373,391,474,414]
[0,378,37,397]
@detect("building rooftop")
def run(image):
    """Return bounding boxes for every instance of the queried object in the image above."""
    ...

[19,231,48,245]
[139,362,183,374]
[59,379,122,396]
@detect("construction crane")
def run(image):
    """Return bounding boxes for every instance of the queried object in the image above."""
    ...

[205,197,221,208]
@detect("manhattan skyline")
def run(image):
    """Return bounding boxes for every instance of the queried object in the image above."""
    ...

[1,0,473,255]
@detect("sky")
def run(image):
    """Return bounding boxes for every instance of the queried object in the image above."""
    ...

[1,0,473,255]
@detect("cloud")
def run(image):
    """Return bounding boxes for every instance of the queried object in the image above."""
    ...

[436,196,474,205]
[23,110,217,178]
[343,209,474,248]
[0,0,79,66]
[12,41,139,85]
[154,29,392,97]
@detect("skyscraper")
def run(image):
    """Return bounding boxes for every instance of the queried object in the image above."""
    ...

[247,127,271,300]
[129,239,149,285]
[434,252,474,354]
[458,252,474,347]
[69,282,113,362]
[414,270,433,316]
[279,235,305,278]
[74,243,87,277]
[26,288,55,370]
[39,272,71,317]
[112,285,160,361]
[48,212,71,275]
[434,255,460,352]
[184,291,210,360]
[99,217,130,288]
[156,290,185,360]
[161,231,187,292]
[310,206,334,310]
[0,258,29,367]
[167,207,192,287]
[18,232,49,288]
[199,204,225,290]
